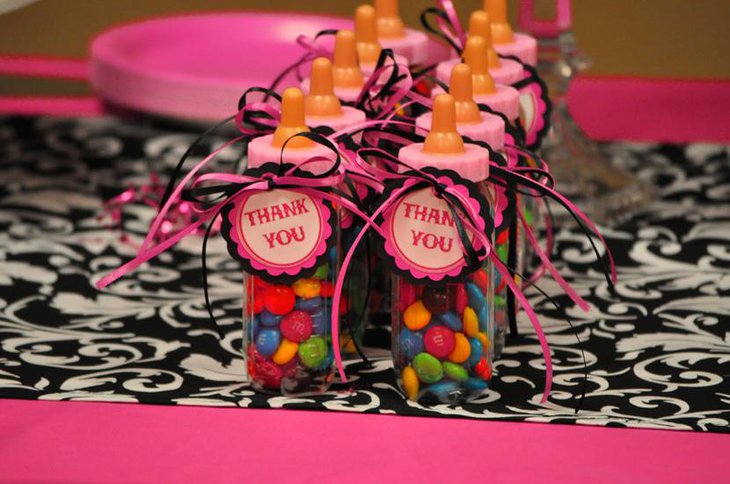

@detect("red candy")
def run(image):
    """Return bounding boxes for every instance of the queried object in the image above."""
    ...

[474,357,492,380]
[470,270,489,293]
[263,285,295,315]
[254,276,271,290]
[454,284,468,314]
[320,281,335,298]
[280,310,313,342]
[248,292,264,315]
[424,326,456,360]
[496,230,508,245]
[257,358,284,390]
[398,279,418,311]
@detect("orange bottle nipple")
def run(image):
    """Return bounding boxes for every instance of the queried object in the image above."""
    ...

[273,87,314,149]
[333,29,364,89]
[449,63,482,124]
[423,94,465,154]
[468,10,501,68]
[355,5,382,65]
[483,0,515,43]
[375,0,405,39]
[462,36,497,95]
[305,57,343,117]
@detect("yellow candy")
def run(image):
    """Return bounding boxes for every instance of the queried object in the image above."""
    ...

[292,278,322,299]
[463,306,479,337]
[401,366,419,400]
[403,300,431,330]
[476,331,490,350]
[272,338,299,365]
[339,334,358,354]
[447,332,471,363]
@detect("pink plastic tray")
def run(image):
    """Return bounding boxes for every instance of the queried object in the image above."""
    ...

[89,12,449,124]
[89,12,351,123]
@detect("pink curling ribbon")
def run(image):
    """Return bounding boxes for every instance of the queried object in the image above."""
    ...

[99,172,219,246]
[96,139,349,291]
[436,0,467,50]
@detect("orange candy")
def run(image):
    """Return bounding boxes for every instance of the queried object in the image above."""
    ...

[447,332,471,364]
[403,300,432,330]
[463,307,479,337]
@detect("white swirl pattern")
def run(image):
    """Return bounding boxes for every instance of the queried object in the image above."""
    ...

[0,116,728,432]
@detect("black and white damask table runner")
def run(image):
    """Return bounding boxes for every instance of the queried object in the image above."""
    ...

[0,116,728,432]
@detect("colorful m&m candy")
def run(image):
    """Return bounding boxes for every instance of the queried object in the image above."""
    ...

[393,276,493,404]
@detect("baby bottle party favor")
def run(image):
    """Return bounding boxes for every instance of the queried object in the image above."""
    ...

[377,94,498,403]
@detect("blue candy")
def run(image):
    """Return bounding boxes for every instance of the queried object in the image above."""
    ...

[311,309,327,336]
[494,270,502,288]
[426,380,459,399]
[398,327,424,360]
[466,282,485,311]
[467,337,483,368]
[477,304,489,331]
[259,310,281,327]
[296,296,323,313]
[328,246,337,267]
[437,311,462,331]
[255,328,280,357]
[464,377,489,391]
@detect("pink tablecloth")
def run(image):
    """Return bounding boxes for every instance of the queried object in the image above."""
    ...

[1,77,729,483]
[1,399,728,484]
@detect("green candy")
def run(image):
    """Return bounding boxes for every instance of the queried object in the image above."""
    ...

[298,336,327,368]
[524,206,533,226]
[412,353,443,384]
[442,362,469,382]
[495,295,507,306]
[313,264,329,280]
[497,243,508,262]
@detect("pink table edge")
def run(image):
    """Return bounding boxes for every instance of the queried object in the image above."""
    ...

[0,398,728,484]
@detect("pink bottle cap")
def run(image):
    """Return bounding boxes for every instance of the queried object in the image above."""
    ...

[399,94,490,183]
[432,84,519,123]
[248,87,337,174]
[416,112,504,151]
[373,0,429,65]
[436,57,523,88]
